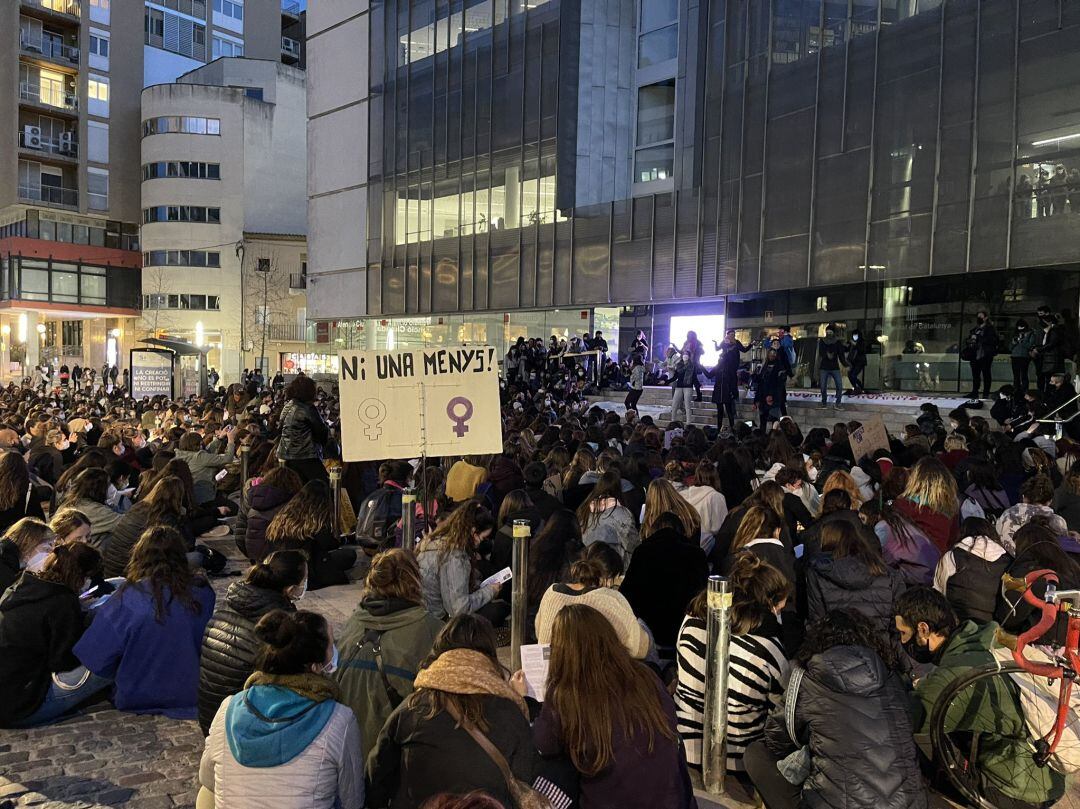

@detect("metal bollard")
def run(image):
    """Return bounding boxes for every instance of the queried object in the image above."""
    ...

[401,489,417,553]
[329,467,342,541]
[278,457,286,468]
[702,575,733,795]
[510,519,531,671]
[239,444,250,487]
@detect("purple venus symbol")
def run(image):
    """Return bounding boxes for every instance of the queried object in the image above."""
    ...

[446,396,474,437]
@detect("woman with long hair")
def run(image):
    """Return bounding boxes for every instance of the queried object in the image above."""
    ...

[276,375,330,484]
[49,507,92,546]
[335,549,444,755]
[872,499,942,587]
[366,614,537,808]
[526,508,584,626]
[962,458,1011,522]
[744,610,927,809]
[54,448,108,501]
[199,610,364,809]
[0,517,55,591]
[490,489,535,576]
[197,549,308,734]
[664,463,728,554]
[535,604,695,809]
[102,476,189,578]
[265,481,356,590]
[561,447,595,492]
[61,467,122,547]
[240,465,304,564]
[417,500,505,624]
[0,542,110,728]
[675,554,790,775]
[577,469,639,562]
[74,525,216,718]
[641,478,700,544]
[709,481,789,569]
[0,451,44,534]
[821,469,865,510]
[894,456,960,553]
[722,506,794,585]
[805,521,905,635]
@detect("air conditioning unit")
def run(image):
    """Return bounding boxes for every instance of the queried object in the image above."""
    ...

[23,125,42,150]
[58,131,74,152]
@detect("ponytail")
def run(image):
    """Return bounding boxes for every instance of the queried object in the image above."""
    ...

[245,549,308,591]
[253,609,330,674]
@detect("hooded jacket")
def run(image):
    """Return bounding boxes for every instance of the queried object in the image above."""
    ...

[894,498,959,555]
[200,678,364,809]
[198,580,296,734]
[933,536,1012,624]
[913,622,1065,805]
[805,554,906,633]
[0,539,22,593]
[764,645,928,809]
[334,596,443,756]
[0,572,86,725]
[243,481,296,564]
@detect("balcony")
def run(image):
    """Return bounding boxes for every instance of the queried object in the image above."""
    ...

[18,184,79,208]
[19,128,78,159]
[289,273,307,290]
[19,82,78,113]
[265,323,312,343]
[21,0,80,20]
[281,36,300,61]
[21,34,80,66]
[281,1,301,18]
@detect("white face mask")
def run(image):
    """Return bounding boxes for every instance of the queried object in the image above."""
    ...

[290,579,308,601]
[26,548,52,572]
[321,645,339,675]
[57,440,70,452]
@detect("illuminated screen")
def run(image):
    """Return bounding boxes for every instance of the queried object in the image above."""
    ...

[669,314,726,367]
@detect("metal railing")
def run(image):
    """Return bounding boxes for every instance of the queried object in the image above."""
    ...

[19,82,78,111]
[18,184,78,207]
[265,323,312,342]
[21,0,80,17]
[281,36,300,58]
[19,130,78,157]
[281,1,301,16]
[20,34,80,63]
[288,273,307,289]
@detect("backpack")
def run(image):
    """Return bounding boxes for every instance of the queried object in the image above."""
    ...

[355,484,402,552]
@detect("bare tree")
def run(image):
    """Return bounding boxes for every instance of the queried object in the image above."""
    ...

[137,267,179,337]
[241,250,291,376]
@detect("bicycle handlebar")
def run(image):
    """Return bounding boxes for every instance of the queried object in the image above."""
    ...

[1009,569,1066,678]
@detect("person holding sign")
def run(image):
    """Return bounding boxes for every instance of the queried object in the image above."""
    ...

[416,501,508,625]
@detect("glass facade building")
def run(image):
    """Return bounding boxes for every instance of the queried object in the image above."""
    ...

[310,0,1080,391]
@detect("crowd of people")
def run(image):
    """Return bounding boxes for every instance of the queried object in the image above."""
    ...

[1,350,1079,809]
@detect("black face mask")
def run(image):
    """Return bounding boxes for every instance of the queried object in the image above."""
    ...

[903,638,935,665]
[476,538,494,558]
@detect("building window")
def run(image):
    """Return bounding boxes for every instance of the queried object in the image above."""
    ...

[142,161,221,180]
[87,168,108,210]
[143,293,220,310]
[212,0,243,21]
[640,0,677,32]
[141,116,220,136]
[87,121,108,163]
[143,249,221,267]
[638,24,677,68]
[212,34,243,58]
[142,205,221,224]
[61,321,83,348]
[244,87,263,101]
[635,79,676,184]
[144,7,206,60]
[89,29,109,70]
[89,0,109,24]
[155,0,207,16]
[87,74,109,117]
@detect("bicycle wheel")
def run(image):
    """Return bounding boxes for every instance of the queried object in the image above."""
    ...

[930,660,1067,809]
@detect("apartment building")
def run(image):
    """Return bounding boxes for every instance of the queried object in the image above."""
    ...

[141,58,308,383]
[0,0,303,385]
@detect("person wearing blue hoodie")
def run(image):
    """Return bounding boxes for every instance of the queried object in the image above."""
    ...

[199,609,364,809]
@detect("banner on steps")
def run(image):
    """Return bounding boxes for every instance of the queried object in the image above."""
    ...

[338,346,503,461]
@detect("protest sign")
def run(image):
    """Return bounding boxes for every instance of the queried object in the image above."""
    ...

[849,416,891,463]
[339,346,503,461]
[129,349,173,399]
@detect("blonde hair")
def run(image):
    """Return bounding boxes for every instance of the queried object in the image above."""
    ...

[944,434,968,451]
[3,517,55,562]
[901,456,959,517]
[731,505,783,553]
[822,470,863,509]
[641,478,700,539]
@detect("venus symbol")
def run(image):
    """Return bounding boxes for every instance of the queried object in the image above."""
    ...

[446,396,474,438]
[357,398,387,439]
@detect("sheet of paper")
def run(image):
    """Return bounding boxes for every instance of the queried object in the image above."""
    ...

[521,643,551,702]
[480,567,512,589]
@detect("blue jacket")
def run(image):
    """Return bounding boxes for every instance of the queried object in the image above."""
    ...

[75,580,215,719]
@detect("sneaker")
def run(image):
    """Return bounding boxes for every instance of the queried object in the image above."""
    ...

[832,403,843,411]
[199,524,231,539]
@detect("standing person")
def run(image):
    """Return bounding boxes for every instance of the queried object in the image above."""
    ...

[58,363,70,388]
[365,614,537,809]
[276,375,330,484]
[122,367,129,392]
[671,350,696,424]
[964,309,999,400]
[755,349,786,432]
[1009,319,1036,392]
[71,364,82,392]
[109,364,119,391]
[1032,304,1065,394]
[846,329,867,394]
[818,325,847,410]
[534,604,696,809]
[630,329,650,362]
[710,328,747,431]
[681,330,705,401]
[625,356,645,412]
[74,526,216,718]
[199,610,365,809]
[101,363,110,391]
[208,367,219,389]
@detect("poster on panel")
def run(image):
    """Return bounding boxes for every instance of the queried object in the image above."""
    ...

[129,349,173,400]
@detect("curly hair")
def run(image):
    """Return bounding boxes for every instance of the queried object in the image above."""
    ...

[796,608,899,670]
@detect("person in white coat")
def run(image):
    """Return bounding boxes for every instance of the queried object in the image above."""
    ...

[198,609,364,809]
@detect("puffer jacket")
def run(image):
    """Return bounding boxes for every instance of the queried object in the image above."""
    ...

[933,536,1012,624]
[334,597,443,756]
[103,504,186,578]
[763,645,928,809]
[197,581,295,734]
[243,481,296,564]
[805,554,906,633]
[276,400,328,461]
[200,686,364,809]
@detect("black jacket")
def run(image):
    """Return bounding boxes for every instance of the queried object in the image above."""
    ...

[1034,323,1065,374]
[996,545,1080,646]
[819,338,847,371]
[197,580,294,734]
[242,481,295,564]
[102,505,187,578]
[710,339,748,404]
[0,539,21,593]
[366,692,537,809]
[0,493,45,535]
[0,572,86,726]
[277,527,349,591]
[798,509,875,558]
[764,645,927,809]
[27,446,64,487]
[523,484,563,523]
[620,527,709,648]
[805,553,906,634]
[276,399,328,461]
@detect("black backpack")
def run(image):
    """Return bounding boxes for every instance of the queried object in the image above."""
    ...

[355,485,402,552]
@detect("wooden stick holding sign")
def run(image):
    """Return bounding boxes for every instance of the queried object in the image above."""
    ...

[848,416,891,463]
[338,346,504,462]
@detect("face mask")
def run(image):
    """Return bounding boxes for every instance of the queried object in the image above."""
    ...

[58,440,70,451]
[26,549,51,572]
[290,579,307,601]
[903,637,935,665]
[20,435,31,448]
[949,421,959,430]
[851,334,858,342]
[322,645,339,675]
[477,537,494,557]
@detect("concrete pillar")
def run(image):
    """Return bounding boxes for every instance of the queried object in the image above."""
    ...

[85,317,107,372]
[504,166,520,230]
[24,311,40,369]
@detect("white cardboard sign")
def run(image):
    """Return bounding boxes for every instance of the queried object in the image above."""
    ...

[338,346,503,461]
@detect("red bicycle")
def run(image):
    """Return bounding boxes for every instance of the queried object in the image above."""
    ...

[931,569,1080,808]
